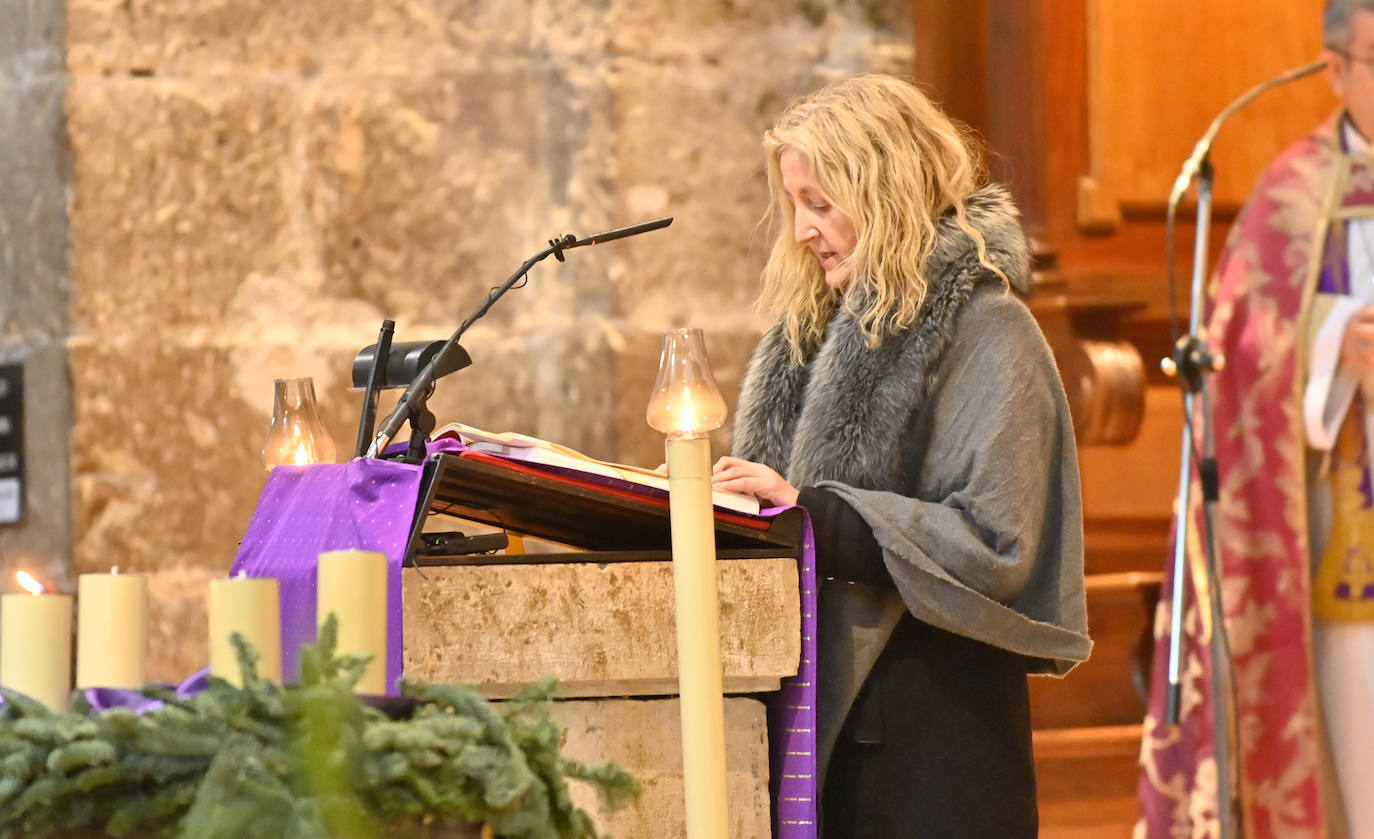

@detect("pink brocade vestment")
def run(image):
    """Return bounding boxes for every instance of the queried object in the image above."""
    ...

[1138,119,1374,839]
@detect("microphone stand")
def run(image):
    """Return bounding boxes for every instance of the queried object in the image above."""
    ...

[365,217,674,463]
[1162,58,1325,839]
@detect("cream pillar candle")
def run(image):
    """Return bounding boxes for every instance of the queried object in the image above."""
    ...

[1,575,73,709]
[75,569,148,689]
[665,436,730,838]
[209,575,282,686]
[316,549,388,694]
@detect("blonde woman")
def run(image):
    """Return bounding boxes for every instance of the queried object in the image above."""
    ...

[712,75,1091,836]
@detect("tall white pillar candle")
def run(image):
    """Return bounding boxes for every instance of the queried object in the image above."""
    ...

[316,549,388,694]
[665,436,731,838]
[76,570,148,689]
[209,575,282,686]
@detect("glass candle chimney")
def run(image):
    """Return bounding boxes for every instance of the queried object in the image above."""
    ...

[646,328,727,440]
[262,377,337,470]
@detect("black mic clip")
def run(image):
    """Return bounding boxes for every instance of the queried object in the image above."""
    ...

[548,233,576,263]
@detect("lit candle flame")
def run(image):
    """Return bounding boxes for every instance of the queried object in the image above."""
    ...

[293,442,311,465]
[16,571,46,595]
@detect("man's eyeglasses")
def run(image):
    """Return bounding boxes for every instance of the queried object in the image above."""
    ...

[1329,45,1374,71]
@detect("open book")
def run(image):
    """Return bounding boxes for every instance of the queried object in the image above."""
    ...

[434,422,761,516]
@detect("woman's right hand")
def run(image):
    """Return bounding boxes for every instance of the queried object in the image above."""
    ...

[710,457,800,507]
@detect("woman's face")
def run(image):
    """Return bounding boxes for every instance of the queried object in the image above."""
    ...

[779,148,858,289]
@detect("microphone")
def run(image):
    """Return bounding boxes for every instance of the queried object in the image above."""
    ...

[1169,59,1327,209]
[546,217,674,262]
[570,217,673,247]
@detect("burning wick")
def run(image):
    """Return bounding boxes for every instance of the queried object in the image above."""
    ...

[15,571,46,595]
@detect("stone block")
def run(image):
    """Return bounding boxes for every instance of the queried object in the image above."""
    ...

[403,558,799,697]
[64,0,589,77]
[0,0,64,82]
[605,0,914,331]
[297,62,616,336]
[0,75,69,342]
[143,564,217,682]
[556,696,771,839]
[66,78,299,335]
[607,56,781,333]
[608,0,910,65]
[68,338,266,577]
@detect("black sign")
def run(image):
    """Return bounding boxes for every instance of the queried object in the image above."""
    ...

[0,363,22,525]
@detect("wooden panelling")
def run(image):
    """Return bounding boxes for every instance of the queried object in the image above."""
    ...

[1086,0,1334,220]
[1030,573,1160,730]
[1080,386,1184,520]
[910,0,989,129]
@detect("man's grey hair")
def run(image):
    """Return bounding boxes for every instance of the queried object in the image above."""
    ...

[1326,0,1374,48]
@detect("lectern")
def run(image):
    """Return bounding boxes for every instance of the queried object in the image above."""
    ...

[398,448,805,838]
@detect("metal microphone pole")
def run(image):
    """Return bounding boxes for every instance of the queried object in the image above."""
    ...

[1162,58,1325,839]
[1165,157,1238,839]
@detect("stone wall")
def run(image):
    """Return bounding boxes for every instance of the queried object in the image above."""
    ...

[0,0,72,590]
[1,0,911,680]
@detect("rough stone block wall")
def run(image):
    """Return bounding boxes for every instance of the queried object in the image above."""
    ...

[3,0,911,680]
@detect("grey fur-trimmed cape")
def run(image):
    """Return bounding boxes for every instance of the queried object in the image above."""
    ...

[732,185,1091,782]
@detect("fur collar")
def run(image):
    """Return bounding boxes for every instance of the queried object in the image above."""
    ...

[731,185,1030,489]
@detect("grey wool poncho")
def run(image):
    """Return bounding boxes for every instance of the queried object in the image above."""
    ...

[731,185,1092,780]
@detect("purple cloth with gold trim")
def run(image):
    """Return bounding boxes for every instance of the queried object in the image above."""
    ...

[770,506,819,839]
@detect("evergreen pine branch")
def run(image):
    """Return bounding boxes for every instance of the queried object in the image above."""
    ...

[0,620,640,839]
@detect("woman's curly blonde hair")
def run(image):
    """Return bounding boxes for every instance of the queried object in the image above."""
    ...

[760,74,1004,362]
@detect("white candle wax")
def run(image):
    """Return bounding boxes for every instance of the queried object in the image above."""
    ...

[316,550,388,694]
[76,572,148,689]
[208,576,282,686]
[665,436,730,838]
[1,591,73,709]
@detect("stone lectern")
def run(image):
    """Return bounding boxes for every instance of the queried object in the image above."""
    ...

[398,450,803,838]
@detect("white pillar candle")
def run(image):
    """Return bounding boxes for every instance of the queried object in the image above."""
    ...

[665,436,730,838]
[208,575,282,686]
[1,587,73,709]
[75,570,148,689]
[316,549,388,694]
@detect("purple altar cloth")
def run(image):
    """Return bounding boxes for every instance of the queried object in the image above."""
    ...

[0,670,210,715]
[230,455,435,695]
[81,669,211,714]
